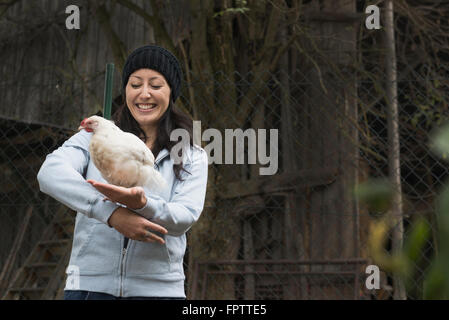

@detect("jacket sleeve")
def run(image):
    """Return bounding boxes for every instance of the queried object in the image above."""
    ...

[133,147,208,236]
[37,130,120,225]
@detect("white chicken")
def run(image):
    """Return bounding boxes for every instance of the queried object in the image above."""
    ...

[78,115,166,192]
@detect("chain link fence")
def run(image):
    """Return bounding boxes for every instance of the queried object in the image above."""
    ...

[0,65,448,299]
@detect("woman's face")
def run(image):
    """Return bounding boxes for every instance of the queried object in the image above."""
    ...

[125,68,171,130]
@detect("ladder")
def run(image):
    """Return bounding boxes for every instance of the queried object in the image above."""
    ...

[2,206,75,300]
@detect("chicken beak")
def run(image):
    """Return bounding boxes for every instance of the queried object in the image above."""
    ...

[78,118,87,131]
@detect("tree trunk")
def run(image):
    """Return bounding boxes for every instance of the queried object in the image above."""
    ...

[384,0,406,300]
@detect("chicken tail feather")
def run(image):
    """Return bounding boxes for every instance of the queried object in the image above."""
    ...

[141,166,167,192]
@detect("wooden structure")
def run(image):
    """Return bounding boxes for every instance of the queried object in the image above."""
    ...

[2,206,75,300]
[0,0,158,300]
[0,0,155,129]
[0,117,75,299]
[188,0,367,299]
[1,0,380,300]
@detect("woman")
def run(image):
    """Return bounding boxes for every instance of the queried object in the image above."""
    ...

[37,45,208,300]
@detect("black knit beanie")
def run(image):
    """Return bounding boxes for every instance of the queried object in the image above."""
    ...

[122,45,183,102]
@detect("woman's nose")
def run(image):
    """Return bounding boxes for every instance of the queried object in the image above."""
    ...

[141,85,151,98]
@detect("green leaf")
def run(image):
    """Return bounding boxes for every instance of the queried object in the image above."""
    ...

[430,124,449,158]
[403,218,430,264]
[354,178,394,213]
[423,259,448,299]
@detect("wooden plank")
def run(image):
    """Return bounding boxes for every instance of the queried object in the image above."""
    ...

[243,219,255,299]
[0,154,46,170]
[42,248,71,300]
[38,239,70,247]
[0,206,33,297]
[24,263,58,278]
[2,204,74,300]
[1,184,42,200]
[27,262,58,268]
[8,287,44,293]
[218,167,338,199]
[0,126,68,146]
[304,11,364,23]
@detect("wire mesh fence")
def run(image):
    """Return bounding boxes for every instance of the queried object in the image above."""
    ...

[0,65,448,299]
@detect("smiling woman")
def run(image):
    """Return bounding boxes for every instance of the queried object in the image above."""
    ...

[113,46,194,181]
[37,45,208,300]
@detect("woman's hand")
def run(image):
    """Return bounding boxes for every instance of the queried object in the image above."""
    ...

[108,207,167,244]
[87,179,147,210]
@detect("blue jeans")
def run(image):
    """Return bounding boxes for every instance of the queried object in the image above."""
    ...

[64,290,185,300]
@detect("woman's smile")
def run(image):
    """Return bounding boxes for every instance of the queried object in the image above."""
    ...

[135,103,158,111]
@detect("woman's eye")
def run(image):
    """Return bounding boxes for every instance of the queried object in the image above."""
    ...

[130,83,162,89]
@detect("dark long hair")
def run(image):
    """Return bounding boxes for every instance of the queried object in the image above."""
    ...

[112,95,193,181]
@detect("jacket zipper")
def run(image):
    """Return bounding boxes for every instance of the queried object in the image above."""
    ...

[118,151,168,297]
[119,240,129,297]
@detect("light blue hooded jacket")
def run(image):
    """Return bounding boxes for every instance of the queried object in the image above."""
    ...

[37,129,208,298]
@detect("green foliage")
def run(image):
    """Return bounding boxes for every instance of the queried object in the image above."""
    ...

[357,181,432,298]
[354,178,394,214]
[356,123,449,299]
[402,218,431,295]
[423,258,448,299]
[430,124,449,161]
[213,0,250,18]
[409,79,447,130]
[423,183,449,299]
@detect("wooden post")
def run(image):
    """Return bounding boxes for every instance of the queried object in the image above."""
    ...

[243,219,255,299]
[301,0,359,298]
[384,0,406,300]
[103,63,114,120]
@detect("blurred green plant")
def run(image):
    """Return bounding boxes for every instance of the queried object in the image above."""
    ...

[422,183,449,299]
[213,0,250,18]
[354,178,394,214]
[430,124,449,161]
[355,179,430,298]
[409,79,446,130]
[355,122,449,299]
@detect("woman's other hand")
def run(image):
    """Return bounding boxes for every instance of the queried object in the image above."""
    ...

[108,207,167,244]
